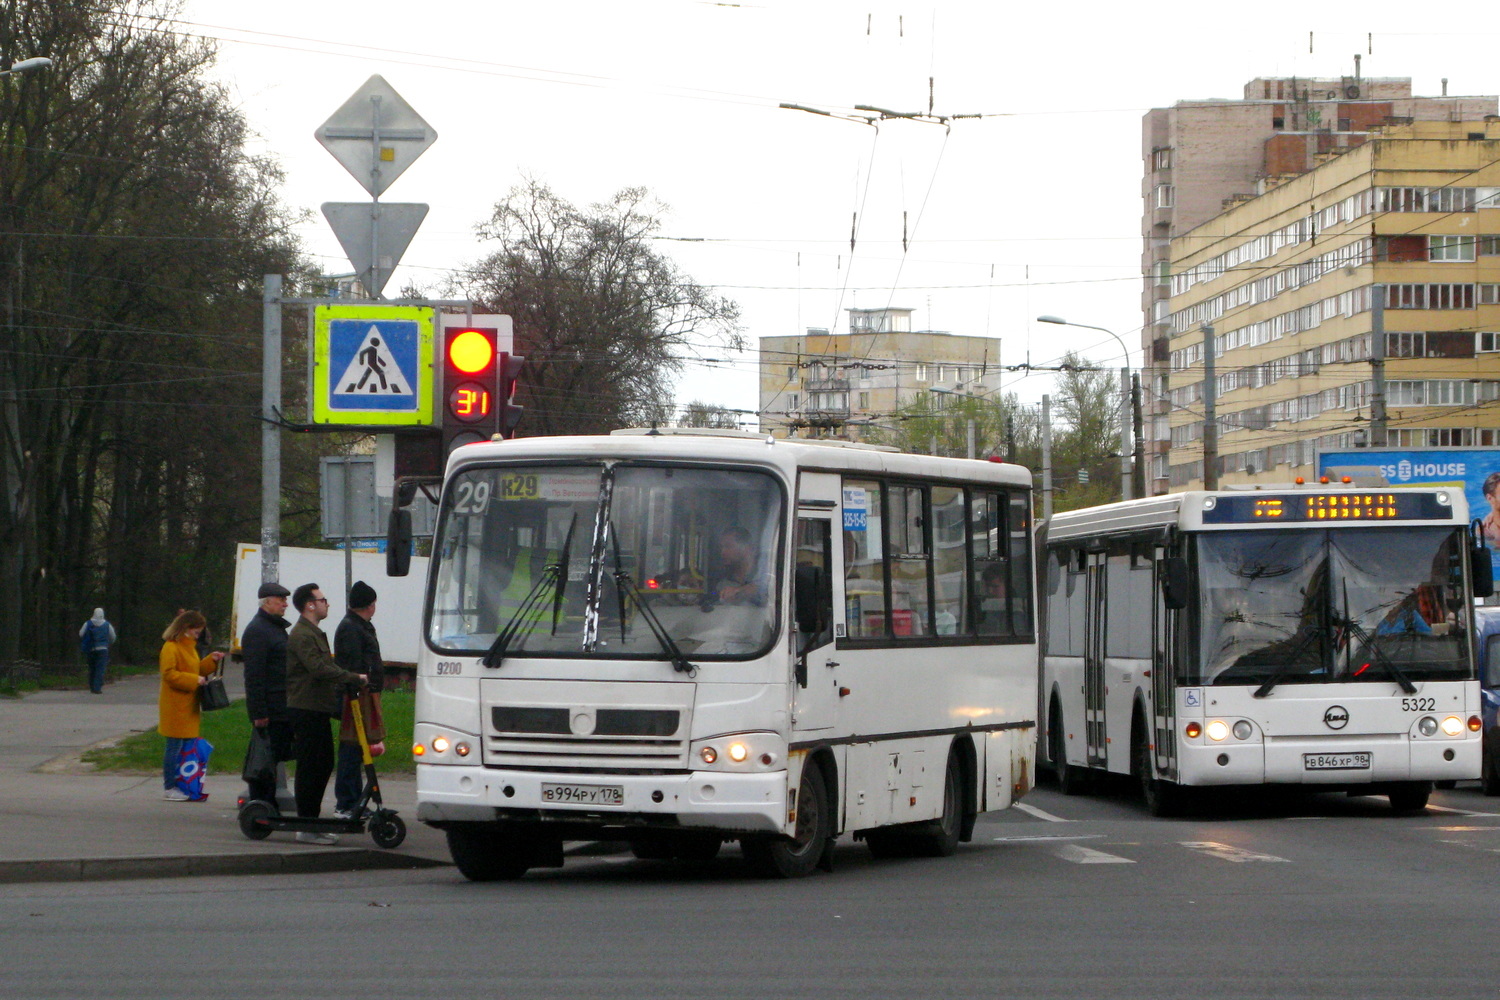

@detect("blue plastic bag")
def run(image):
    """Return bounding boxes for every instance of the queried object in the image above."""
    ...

[174,737,212,802]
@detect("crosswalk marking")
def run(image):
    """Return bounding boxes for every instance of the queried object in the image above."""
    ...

[1053,844,1135,864]
[993,834,1104,843]
[1426,805,1500,818]
[1180,840,1289,863]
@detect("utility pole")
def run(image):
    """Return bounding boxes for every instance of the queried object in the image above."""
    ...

[1202,323,1219,490]
[1370,284,1388,448]
[1041,394,1054,520]
[1119,367,1133,500]
[261,275,282,586]
[1131,372,1147,498]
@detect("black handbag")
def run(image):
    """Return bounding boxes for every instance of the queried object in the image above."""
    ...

[198,667,230,712]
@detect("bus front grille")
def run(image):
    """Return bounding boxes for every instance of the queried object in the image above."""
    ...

[483,734,686,770]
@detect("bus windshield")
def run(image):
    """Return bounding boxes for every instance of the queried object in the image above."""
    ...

[428,463,783,660]
[1192,527,1471,686]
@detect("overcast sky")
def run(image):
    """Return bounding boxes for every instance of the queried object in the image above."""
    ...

[178,0,1500,418]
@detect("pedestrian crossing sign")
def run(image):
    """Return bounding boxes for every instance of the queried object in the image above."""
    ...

[311,305,435,426]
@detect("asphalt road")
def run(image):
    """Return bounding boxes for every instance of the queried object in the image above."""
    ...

[5,779,1498,1000]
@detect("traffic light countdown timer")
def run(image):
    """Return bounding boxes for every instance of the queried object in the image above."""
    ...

[394,314,520,479]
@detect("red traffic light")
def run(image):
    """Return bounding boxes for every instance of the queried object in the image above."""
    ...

[447,329,495,375]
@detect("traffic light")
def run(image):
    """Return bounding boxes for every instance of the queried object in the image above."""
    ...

[441,326,525,453]
[442,326,498,453]
[497,351,525,439]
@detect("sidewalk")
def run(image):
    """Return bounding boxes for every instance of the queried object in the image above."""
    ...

[0,668,452,883]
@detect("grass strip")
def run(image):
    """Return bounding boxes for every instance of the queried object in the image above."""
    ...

[81,691,415,776]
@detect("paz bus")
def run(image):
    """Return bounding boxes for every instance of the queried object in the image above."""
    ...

[387,429,1038,879]
[1038,486,1492,815]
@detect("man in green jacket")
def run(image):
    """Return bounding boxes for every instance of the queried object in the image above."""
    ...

[286,583,366,844]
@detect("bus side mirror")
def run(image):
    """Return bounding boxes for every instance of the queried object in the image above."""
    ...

[387,507,412,577]
[1161,556,1190,610]
[1473,546,1494,599]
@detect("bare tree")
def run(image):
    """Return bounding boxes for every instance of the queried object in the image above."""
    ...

[458,180,741,436]
[678,400,740,430]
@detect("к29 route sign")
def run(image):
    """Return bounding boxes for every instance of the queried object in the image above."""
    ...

[310,304,435,426]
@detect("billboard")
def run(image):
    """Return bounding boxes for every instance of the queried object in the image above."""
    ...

[1318,448,1500,582]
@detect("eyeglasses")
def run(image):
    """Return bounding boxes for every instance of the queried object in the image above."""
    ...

[311,597,329,605]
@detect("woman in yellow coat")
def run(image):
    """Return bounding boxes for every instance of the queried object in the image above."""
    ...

[158,610,224,801]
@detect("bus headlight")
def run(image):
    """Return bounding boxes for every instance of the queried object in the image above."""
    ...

[1232,720,1253,741]
[413,723,480,764]
[432,736,450,754]
[1418,717,1438,737]
[1441,716,1464,737]
[690,732,785,772]
[1207,720,1230,742]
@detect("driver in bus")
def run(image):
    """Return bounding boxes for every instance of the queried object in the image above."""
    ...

[706,526,768,608]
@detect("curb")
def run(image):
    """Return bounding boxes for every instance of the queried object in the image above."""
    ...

[0,848,450,885]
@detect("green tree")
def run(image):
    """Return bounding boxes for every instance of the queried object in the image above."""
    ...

[1050,352,1125,511]
[0,1,309,663]
[458,180,742,436]
[865,389,1038,467]
[678,400,740,429]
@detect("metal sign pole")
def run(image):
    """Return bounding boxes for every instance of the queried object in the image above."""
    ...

[261,275,282,587]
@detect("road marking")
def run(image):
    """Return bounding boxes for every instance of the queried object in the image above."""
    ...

[1013,802,1071,823]
[992,834,1104,843]
[1179,841,1289,863]
[1053,844,1135,864]
[1426,804,1500,817]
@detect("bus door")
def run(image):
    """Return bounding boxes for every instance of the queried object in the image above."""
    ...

[1152,546,1178,779]
[1084,549,1108,768]
[792,475,839,733]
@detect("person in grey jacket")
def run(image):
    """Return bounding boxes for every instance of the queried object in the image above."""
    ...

[285,583,366,843]
[333,580,385,817]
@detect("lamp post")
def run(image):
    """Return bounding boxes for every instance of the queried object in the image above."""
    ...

[0,57,53,79]
[1037,315,1145,499]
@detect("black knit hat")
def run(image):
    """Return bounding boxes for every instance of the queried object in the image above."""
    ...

[348,580,377,609]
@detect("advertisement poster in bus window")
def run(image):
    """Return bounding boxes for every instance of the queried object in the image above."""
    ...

[1318,448,1500,582]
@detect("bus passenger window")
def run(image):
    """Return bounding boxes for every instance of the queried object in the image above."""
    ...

[931,486,966,634]
[842,479,886,638]
[887,485,931,636]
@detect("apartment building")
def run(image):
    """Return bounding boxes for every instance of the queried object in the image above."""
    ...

[1162,119,1500,489]
[758,308,1002,440]
[1141,73,1495,490]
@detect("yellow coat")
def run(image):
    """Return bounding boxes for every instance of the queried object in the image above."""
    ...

[157,637,217,739]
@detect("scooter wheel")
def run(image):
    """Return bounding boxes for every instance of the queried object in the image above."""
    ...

[370,811,407,850]
[238,800,276,841]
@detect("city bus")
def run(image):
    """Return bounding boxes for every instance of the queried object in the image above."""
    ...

[1037,486,1492,816]
[388,429,1038,879]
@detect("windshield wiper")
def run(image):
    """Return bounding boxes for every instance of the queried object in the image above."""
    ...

[1252,624,1325,698]
[1341,581,1417,694]
[481,565,558,669]
[613,564,697,675]
[483,514,578,669]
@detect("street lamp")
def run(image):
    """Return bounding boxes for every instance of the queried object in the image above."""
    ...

[1037,314,1146,499]
[0,57,53,79]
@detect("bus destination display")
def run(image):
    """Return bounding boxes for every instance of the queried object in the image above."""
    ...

[1201,492,1451,524]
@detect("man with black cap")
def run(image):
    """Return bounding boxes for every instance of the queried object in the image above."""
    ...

[333,580,384,818]
[241,581,293,807]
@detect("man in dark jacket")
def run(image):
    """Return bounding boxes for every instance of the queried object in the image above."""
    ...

[333,580,384,817]
[286,582,366,843]
[241,582,292,806]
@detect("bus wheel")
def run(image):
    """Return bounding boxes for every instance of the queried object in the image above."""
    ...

[1133,729,1179,818]
[1052,707,1085,796]
[911,751,963,857]
[1388,782,1432,814]
[446,826,531,881]
[743,762,830,878]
